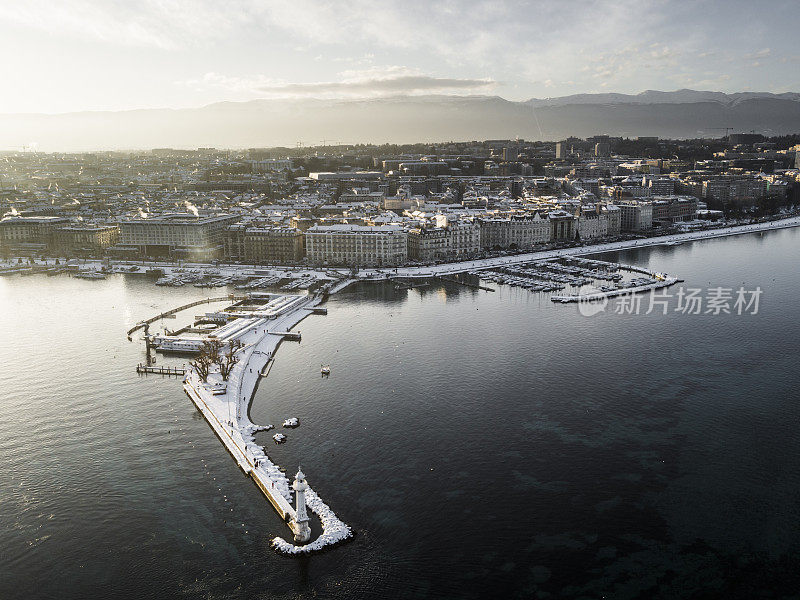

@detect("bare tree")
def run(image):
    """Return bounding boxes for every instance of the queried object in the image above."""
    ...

[190,352,214,382]
[218,339,244,381]
[190,338,223,382]
[200,338,223,363]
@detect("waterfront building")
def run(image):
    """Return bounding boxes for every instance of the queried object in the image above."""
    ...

[615,200,654,231]
[576,204,621,240]
[407,220,480,262]
[407,226,448,261]
[702,177,768,205]
[650,196,698,225]
[0,215,70,254]
[118,213,240,260]
[479,213,550,250]
[224,224,304,264]
[448,220,481,257]
[549,210,577,241]
[305,224,408,266]
[52,224,119,255]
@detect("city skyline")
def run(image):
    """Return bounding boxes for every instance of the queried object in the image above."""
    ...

[1,0,799,114]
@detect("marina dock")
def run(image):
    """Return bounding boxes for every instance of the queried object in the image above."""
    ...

[438,274,495,291]
[136,364,186,376]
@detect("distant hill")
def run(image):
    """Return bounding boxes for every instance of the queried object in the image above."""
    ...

[2,90,800,151]
[526,89,800,107]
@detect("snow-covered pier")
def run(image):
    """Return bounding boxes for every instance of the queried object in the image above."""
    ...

[551,274,679,303]
[127,295,240,337]
[177,291,352,553]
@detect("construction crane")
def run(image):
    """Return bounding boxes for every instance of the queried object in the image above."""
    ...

[708,127,733,138]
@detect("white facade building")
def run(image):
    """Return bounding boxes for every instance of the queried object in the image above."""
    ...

[576,204,622,240]
[479,213,550,249]
[407,220,480,262]
[305,224,408,266]
[615,200,653,231]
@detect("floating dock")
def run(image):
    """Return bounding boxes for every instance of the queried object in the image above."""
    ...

[136,364,185,376]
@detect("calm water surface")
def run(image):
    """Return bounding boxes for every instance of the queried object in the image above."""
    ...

[1,228,799,599]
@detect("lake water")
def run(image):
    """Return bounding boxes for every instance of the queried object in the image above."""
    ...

[1,227,799,599]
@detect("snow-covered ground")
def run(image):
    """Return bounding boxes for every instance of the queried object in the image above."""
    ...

[182,293,352,553]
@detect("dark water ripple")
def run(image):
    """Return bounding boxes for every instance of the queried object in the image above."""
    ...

[1,228,799,599]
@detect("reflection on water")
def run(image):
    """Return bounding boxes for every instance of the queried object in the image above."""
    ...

[1,227,800,599]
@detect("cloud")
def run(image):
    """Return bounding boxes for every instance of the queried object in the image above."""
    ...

[0,0,261,50]
[745,48,771,60]
[1,0,798,113]
[179,72,283,93]
[259,75,496,97]
[179,67,497,99]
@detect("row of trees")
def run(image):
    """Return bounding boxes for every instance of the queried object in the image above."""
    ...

[190,338,244,383]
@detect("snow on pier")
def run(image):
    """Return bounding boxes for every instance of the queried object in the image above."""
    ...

[127,296,239,337]
[551,274,679,303]
[182,292,352,553]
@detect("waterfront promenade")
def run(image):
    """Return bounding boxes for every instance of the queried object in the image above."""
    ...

[373,215,800,279]
[15,215,800,285]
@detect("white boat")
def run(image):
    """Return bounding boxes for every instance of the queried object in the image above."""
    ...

[152,336,205,354]
[75,271,107,280]
[320,365,331,375]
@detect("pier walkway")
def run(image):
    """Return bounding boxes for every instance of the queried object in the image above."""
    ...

[136,364,185,376]
[127,296,242,337]
[182,293,352,553]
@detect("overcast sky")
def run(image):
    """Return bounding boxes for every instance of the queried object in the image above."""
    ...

[1,0,798,114]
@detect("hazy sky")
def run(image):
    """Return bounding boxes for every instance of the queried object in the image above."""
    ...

[1,0,798,114]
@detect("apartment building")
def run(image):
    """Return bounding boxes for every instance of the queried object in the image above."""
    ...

[479,213,550,250]
[305,224,408,266]
[615,200,654,231]
[224,224,304,264]
[407,220,480,261]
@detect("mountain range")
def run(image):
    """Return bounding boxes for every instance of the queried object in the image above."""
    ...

[2,90,800,151]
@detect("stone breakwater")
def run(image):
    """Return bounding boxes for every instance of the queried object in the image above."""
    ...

[183,293,352,553]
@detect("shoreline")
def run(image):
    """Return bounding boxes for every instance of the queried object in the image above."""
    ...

[4,215,799,283]
[373,215,800,279]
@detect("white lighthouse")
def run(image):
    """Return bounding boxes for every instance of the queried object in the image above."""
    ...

[290,467,311,543]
